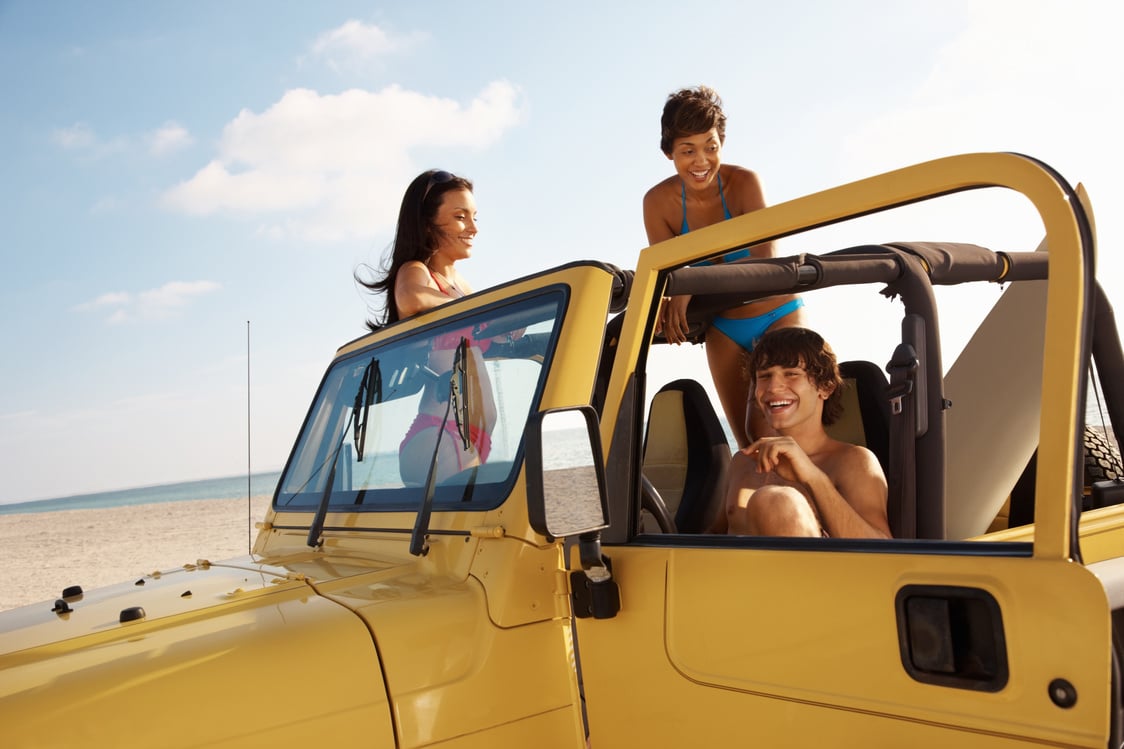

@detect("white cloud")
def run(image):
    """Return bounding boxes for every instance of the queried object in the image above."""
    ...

[148,121,194,156]
[137,280,221,311]
[162,159,327,215]
[161,81,525,241]
[308,20,426,72]
[52,120,193,159]
[76,280,221,323]
[52,123,97,150]
[84,291,132,308]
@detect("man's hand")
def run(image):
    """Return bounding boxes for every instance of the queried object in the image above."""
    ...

[743,436,817,485]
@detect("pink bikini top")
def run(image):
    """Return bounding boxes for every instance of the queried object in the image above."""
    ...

[429,268,464,298]
[427,267,488,352]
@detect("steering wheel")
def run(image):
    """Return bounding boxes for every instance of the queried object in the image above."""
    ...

[640,475,677,534]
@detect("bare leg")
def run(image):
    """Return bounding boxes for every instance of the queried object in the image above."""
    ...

[737,486,822,537]
[723,452,821,537]
[399,427,478,485]
[716,450,757,533]
[745,399,770,447]
[705,327,752,449]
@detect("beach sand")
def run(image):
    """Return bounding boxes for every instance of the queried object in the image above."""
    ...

[0,495,272,612]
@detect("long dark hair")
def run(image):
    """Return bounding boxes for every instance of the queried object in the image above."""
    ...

[356,169,474,330]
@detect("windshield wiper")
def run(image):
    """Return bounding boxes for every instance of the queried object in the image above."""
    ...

[353,358,382,462]
[410,337,468,556]
[308,357,380,548]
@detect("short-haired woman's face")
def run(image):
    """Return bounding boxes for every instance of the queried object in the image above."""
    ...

[669,128,722,191]
[430,188,478,261]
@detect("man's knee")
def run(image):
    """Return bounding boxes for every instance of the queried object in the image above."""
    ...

[743,486,818,536]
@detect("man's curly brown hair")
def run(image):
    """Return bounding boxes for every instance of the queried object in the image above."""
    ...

[747,327,845,426]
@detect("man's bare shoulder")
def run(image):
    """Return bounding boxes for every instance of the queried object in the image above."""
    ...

[817,439,883,478]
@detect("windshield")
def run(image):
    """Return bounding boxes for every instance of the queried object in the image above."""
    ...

[276,291,565,512]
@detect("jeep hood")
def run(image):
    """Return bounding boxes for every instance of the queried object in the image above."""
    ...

[0,557,312,657]
[0,554,399,746]
[3,547,421,645]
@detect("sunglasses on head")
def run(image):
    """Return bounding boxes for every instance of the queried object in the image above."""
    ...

[421,170,456,203]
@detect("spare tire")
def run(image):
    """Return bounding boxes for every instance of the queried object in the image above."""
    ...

[1084,426,1122,483]
[1007,426,1122,526]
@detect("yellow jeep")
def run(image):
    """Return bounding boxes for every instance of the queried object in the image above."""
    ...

[2,152,1123,748]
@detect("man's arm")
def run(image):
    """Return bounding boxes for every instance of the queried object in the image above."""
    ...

[803,445,890,539]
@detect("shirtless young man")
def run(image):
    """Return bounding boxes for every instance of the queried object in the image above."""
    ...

[713,327,891,539]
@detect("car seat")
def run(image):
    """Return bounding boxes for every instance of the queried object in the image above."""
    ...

[828,360,891,477]
[641,379,731,533]
[642,363,894,537]
[828,360,901,536]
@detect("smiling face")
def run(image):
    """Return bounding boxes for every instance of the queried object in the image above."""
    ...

[746,327,845,426]
[754,362,831,433]
[668,128,723,192]
[429,188,478,262]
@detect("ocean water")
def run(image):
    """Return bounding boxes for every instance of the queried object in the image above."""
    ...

[0,429,597,517]
[0,471,283,517]
[2,412,1115,518]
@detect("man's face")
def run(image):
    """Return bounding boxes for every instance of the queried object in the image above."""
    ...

[754,362,828,432]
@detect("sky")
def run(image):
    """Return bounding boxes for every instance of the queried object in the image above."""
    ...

[1,0,1121,504]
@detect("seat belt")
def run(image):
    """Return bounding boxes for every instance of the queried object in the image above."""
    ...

[886,342,919,539]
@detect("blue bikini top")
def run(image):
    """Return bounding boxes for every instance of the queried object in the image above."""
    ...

[680,172,732,234]
[681,172,750,266]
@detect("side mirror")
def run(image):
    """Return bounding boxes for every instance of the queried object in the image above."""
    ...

[526,406,610,541]
[527,406,620,619]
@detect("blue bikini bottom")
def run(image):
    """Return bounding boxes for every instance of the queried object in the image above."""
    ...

[710,297,805,352]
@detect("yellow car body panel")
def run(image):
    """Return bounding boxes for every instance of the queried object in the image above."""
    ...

[0,560,394,748]
[1075,505,1124,564]
[575,545,1110,747]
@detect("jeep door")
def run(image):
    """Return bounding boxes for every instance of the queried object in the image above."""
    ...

[574,153,1114,747]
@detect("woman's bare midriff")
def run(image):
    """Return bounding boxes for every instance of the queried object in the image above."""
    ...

[721,292,800,320]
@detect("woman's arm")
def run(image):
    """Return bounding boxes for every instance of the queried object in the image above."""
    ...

[395,261,453,318]
[643,180,691,343]
[643,178,678,245]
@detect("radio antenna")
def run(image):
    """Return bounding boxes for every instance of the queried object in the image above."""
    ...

[246,320,252,554]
